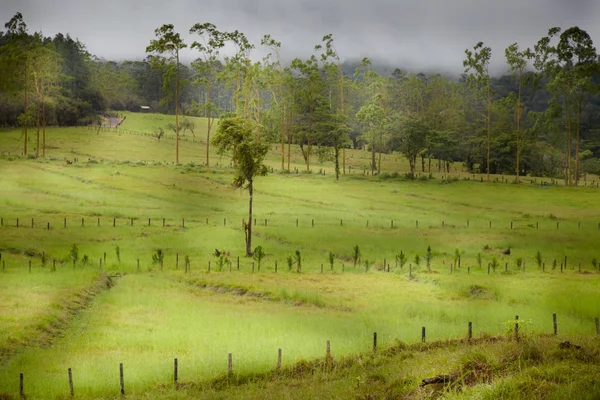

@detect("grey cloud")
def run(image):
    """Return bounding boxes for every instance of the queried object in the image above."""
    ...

[1,0,599,75]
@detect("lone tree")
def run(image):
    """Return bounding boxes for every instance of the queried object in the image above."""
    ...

[212,117,268,256]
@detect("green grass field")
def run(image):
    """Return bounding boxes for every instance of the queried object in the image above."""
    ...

[0,114,599,399]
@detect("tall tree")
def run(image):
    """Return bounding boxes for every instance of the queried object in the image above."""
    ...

[146,24,187,164]
[190,22,228,166]
[464,42,493,181]
[505,43,532,183]
[316,34,349,175]
[212,118,268,256]
[261,34,286,169]
[388,117,429,177]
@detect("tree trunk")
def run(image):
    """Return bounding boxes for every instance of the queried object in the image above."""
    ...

[281,101,285,169]
[206,85,211,166]
[42,76,46,158]
[371,144,376,174]
[575,100,582,186]
[335,146,340,180]
[175,51,180,165]
[288,107,292,171]
[516,72,522,183]
[486,80,491,182]
[35,71,40,159]
[246,180,253,256]
[23,57,28,157]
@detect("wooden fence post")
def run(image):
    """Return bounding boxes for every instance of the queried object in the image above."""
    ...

[421,327,426,343]
[326,340,331,359]
[553,313,557,335]
[174,358,178,385]
[277,349,282,370]
[68,368,74,397]
[119,363,125,396]
[468,322,472,340]
[514,316,519,340]
[373,332,377,353]
[228,353,233,375]
[19,373,24,399]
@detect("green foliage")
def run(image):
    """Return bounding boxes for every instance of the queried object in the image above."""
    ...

[491,256,499,272]
[69,244,79,265]
[592,257,598,270]
[286,256,293,272]
[536,250,543,268]
[425,246,433,271]
[328,251,335,270]
[516,257,523,269]
[454,248,461,267]
[81,255,89,266]
[253,246,265,269]
[476,252,483,269]
[115,245,121,262]
[152,249,164,265]
[414,254,421,267]
[396,251,407,269]
[294,250,301,273]
[352,245,361,268]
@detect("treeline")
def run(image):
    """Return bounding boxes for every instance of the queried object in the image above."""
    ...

[1,13,599,182]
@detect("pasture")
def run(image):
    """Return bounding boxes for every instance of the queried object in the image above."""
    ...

[0,114,599,399]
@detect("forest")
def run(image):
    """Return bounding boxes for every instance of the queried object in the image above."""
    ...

[1,12,599,183]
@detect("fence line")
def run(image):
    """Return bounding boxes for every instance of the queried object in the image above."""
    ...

[2,215,600,232]
[13,313,600,398]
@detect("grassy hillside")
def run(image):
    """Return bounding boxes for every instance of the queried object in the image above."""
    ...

[0,117,599,399]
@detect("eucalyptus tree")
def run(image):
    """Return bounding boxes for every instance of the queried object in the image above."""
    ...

[505,43,532,182]
[464,42,493,181]
[227,30,254,118]
[533,27,598,185]
[261,34,286,168]
[29,35,62,158]
[556,28,597,185]
[146,24,187,164]
[290,55,325,171]
[1,13,31,155]
[212,117,268,256]
[316,34,349,174]
[189,22,228,166]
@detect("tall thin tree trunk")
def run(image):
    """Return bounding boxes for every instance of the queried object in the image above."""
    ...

[34,72,40,159]
[487,80,491,182]
[575,101,582,186]
[206,85,211,166]
[281,100,285,170]
[516,72,522,183]
[246,180,253,256]
[175,52,180,165]
[42,76,46,158]
[288,107,292,171]
[255,87,261,142]
[23,57,28,156]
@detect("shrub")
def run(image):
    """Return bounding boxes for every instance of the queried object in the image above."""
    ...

[536,250,543,268]
[295,250,301,273]
[491,256,499,272]
[115,245,121,263]
[328,251,334,270]
[414,254,421,267]
[476,252,482,269]
[516,257,523,269]
[396,251,407,269]
[253,246,265,270]
[592,257,598,270]
[69,244,79,267]
[152,249,164,270]
[425,246,433,271]
[353,245,361,268]
[287,256,293,271]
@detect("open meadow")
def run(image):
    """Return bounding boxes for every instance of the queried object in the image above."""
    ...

[0,114,599,399]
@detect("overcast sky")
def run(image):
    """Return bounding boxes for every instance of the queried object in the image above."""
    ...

[2,0,599,75]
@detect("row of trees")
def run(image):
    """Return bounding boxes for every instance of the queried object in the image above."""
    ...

[1,13,599,184]
[142,21,600,184]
